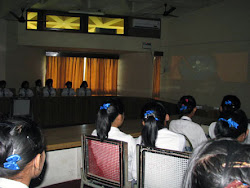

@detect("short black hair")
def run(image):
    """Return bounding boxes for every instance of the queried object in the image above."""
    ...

[80,81,88,88]
[35,79,42,86]
[21,81,29,88]
[45,79,53,86]
[177,95,196,116]
[0,80,6,87]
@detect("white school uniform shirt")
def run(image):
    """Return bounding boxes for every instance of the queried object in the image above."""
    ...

[78,88,91,96]
[0,88,13,97]
[92,127,137,181]
[61,88,76,96]
[18,88,34,98]
[209,121,250,144]
[0,178,28,188]
[43,87,56,97]
[35,86,43,96]
[169,116,207,149]
[136,128,186,152]
[208,122,217,139]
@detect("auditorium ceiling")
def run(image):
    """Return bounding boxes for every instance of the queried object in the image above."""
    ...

[1,0,224,19]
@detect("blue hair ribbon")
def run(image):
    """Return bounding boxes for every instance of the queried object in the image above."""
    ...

[100,103,111,110]
[4,154,21,170]
[180,105,187,111]
[219,118,239,129]
[225,100,232,105]
[144,110,159,121]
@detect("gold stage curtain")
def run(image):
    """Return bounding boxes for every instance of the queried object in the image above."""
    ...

[85,58,118,96]
[152,56,161,99]
[46,56,84,90]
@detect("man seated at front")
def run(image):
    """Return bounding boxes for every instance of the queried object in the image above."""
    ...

[0,80,13,97]
[43,79,56,97]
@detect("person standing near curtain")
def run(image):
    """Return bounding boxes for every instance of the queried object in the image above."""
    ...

[61,81,76,96]
[77,81,91,96]
[43,79,56,97]
[0,80,13,97]
[18,81,34,98]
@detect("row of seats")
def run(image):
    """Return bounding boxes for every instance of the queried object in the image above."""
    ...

[81,135,190,188]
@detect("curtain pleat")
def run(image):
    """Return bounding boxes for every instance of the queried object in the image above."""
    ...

[45,56,84,90]
[152,56,161,99]
[85,58,118,96]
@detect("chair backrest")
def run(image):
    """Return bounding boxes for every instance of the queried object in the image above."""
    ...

[137,145,191,188]
[81,135,130,188]
[12,99,31,117]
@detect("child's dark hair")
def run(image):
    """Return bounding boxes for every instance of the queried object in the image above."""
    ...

[96,98,124,142]
[35,79,42,86]
[140,101,167,147]
[177,95,196,116]
[0,80,6,87]
[220,95,241,113]
[65,81,72,87]
[215,109,248,139]
[0,118,45,177]
[80,81,88,88]
[45,79,53,86]
[183,138,250,188]
[21,81,29,88]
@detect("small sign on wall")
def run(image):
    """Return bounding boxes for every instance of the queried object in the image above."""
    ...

[142,42,152,49]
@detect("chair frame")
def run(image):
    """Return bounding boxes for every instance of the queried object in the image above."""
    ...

[136,145,191,188]
[81,135,131,188]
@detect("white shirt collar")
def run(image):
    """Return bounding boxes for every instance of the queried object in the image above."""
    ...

[110,126,120,131]
[181,116,192,121]
[0,178,29,188]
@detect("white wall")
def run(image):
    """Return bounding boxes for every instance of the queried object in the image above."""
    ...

[160,0,250,116]
[118,52,154,97]
[0,19,7,80]
[5,21,46,90]
[2,20,161,96]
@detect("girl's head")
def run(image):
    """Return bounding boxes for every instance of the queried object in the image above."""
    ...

[183,138,250,188]
[80,81,88,88]
[45,79,53,88]
[0,118,46,180]
[96,98,124,142]
[215,109,248,142]
[220,95,241,113]
[177,95,197,116]
[140,101,169,147]
[65,81,72,89]
[21,81,29,89]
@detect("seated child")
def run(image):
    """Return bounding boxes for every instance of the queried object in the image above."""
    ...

[136,101,186,151]
[169,95,207,149]
[91,98,136,181]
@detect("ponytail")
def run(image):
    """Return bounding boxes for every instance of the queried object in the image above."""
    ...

[141,102,167,147]
[141,116,158,147]
[95,99,124,142]
[96,109,111,142]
